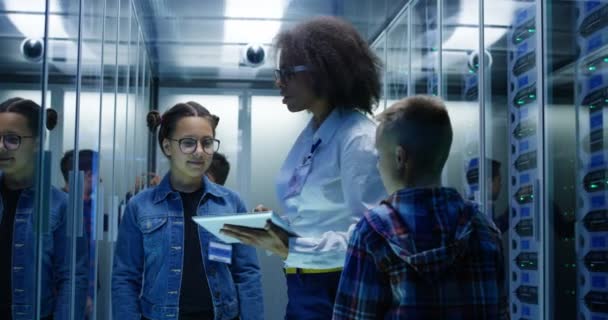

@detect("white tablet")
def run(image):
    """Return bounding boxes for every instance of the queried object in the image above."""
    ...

[192,211,297,244]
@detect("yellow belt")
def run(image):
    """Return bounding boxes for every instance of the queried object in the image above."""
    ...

[284,267,343,274]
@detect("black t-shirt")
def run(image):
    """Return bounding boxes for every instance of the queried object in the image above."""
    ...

[0,186,23,320]
[179,188,214,319]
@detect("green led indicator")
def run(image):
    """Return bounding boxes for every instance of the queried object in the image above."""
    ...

[589,66,597,71]
[529,94,535,99]
[604,57,608,63]
[528,28,535,33]
[590,105,596,109]
[591,183,598,189]
[518,100,525,105]
[516,37,522,42]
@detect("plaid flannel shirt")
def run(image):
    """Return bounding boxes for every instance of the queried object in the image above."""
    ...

[333,187,509,320]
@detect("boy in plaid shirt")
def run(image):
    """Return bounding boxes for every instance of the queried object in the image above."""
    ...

[332,95,509,320]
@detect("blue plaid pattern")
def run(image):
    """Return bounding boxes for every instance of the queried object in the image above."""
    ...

[333,187,509,320]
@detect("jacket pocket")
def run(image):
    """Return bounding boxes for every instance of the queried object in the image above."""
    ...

[138,216,167,233]
[137,216,168,263]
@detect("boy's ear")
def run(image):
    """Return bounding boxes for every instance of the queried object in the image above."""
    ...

[395,145,407,171]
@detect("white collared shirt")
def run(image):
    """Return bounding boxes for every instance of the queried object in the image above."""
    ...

[276,108,387,269]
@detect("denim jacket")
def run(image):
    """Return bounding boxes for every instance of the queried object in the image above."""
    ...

[0,182,87,320]
[112,174,264,320]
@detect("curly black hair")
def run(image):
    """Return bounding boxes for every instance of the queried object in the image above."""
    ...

[274,16,382,114]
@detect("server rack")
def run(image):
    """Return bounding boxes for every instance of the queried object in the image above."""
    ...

[576,2,608,319]
[508,4,541,319]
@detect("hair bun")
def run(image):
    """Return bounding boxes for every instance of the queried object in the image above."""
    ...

[147,110,162,132]
[46,109,58,130]
[210,114,220,129]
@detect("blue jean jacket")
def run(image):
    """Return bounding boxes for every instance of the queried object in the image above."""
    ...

[112,174,264,320]
[0,184,88,320]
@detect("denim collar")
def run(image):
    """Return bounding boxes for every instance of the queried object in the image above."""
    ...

[153,172,226,204]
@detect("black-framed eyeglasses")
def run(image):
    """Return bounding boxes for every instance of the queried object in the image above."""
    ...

[0,134,34,151]
[168,137,220,155]
[274,65,308,84]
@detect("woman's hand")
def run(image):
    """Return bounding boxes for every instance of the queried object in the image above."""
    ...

[221,220,289,259]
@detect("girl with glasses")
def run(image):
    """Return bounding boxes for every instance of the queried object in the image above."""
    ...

[220,16,387,320]
[0,97,87,320]
[112,101,263,320]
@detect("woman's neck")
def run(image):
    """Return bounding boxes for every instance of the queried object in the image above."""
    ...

[170,173,202,193]
[309,100,332,129]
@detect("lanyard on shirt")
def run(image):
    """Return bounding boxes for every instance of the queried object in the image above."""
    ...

[302,139,322,165]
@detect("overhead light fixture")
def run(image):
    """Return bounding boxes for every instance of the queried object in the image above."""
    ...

[442,1,518,51]
[443,27,506,51]
[5,0,69,39]
[224,0,286,19]
[223,0,286,43]
[221,0,289,66]
[6,0,100,68]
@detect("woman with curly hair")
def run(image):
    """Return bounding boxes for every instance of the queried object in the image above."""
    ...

[221,16,387,319]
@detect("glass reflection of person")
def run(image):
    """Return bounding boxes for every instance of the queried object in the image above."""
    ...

[483,159,572,237]
[60,149,98,319]
[60,150,97,202]
[112,102,263,320]
[464,159,508,233]
[0,98,87,320]
[487,160,511,234]
[220,16,387,319]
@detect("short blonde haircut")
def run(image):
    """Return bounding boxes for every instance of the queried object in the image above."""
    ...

[376,95,453,174]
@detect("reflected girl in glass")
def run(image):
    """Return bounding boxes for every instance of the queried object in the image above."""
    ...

[112,101,263,320]
[0,97,87,319]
